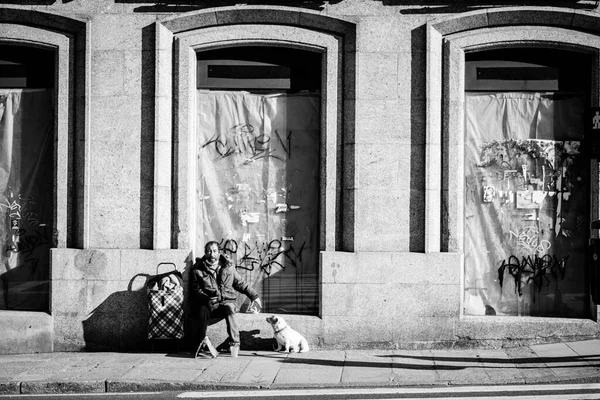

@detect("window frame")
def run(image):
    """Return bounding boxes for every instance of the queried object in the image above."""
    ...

[427,12,600,325]
[155,19,346,258]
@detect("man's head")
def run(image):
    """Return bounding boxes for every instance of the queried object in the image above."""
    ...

[204,241,220,263]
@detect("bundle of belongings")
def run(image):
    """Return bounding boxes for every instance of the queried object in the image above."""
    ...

[146,265,185,340]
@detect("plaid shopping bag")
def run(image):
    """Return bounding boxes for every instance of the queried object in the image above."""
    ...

[147,273,185,340]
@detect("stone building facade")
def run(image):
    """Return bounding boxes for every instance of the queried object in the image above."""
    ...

[1,0,599,354]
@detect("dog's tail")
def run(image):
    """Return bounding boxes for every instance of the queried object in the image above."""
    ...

[299,338,310,353]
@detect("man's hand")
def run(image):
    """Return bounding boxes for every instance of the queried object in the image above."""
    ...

[248,298,262,313]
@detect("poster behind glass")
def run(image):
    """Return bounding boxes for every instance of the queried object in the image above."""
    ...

[464,92,588,317]
[196,90,320,315]
[0,89,54,312]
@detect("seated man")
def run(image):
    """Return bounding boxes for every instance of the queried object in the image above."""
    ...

[190,240,261,357]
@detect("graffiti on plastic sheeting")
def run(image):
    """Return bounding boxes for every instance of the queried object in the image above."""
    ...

[0,193,53,268]
[216,238,305,276]
[509,227,551,254]
[497,254,568,298]
[202,125,292,164]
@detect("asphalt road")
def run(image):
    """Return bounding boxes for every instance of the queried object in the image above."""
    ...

[1,383,600,400]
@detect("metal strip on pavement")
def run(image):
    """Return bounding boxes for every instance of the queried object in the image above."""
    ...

[178,383,600,398]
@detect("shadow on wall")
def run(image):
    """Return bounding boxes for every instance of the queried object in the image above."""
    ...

[387,0,597,12]
[241,329,275,350]
[409,24,426,253]
[110,0,339,12]
[51,0,598,11]
[82,274,150,352]
[0,0,55,4]
[80,256,273,352]
[140,23,156,250]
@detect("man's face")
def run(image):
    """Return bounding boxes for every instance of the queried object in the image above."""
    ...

[205,244,220,262]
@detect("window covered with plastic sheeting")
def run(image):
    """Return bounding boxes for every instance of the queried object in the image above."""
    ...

[196,90,320,315]
[0,89,54,312]
[463,91,589,317]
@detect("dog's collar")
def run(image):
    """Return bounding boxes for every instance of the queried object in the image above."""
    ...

[274,325,288,334]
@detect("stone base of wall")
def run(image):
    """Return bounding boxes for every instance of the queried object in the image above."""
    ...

[0,248,596,354]
[50,248,192,352]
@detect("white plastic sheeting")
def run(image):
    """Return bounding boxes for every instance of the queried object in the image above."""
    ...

[464,92,588,317]
[0,89,54,311]
[196,90,320,314]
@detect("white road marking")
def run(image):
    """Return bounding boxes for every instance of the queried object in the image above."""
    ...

[178,383,600,398]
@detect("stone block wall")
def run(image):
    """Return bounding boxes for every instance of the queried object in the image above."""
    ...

[1,2,599,353]
[51,249,190,351]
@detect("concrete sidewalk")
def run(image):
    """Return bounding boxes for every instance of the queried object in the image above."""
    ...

[0,339,598,395]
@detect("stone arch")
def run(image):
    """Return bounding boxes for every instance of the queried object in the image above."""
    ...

[431,7,600,36]
[161,7,356,38]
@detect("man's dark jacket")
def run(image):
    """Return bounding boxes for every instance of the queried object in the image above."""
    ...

[190,255,258,311]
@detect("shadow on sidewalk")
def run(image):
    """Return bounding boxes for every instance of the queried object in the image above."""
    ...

[378,353,600,366]
[247,353,465,370]
[240,352,600,371]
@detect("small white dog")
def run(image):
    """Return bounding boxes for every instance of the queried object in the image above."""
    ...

[266,315,309,353]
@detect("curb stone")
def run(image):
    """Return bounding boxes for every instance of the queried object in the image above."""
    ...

[2,376,600,395]
[20,380,105,395]
[106,380,263,393]
[0,382,19,395]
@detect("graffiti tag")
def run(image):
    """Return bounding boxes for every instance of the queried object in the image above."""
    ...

[216,238,305,276]
[497,254,568,299]
[202,125,292,164]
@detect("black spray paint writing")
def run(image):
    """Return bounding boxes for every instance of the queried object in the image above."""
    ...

[216,238,305,276]
[497,254,568,300]
[202,125,292,164]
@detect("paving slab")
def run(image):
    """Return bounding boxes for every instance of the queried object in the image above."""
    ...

[0,361,40,380]
[478,349,525,385]
[11,357,84,382]
[504,345,558,383]
[97,353,151,367]
[117,354,208,382]
[530,342,596,381]
[273,350,344,387]
[391,349,439,385]
[75,366,137,381]
[430,349,490,385]
[236,351,287,386]
[566,339,600,361]
[120,364,203,382]
[37,356,113,382]
[194,353,253,383]
[341,350,394,384]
